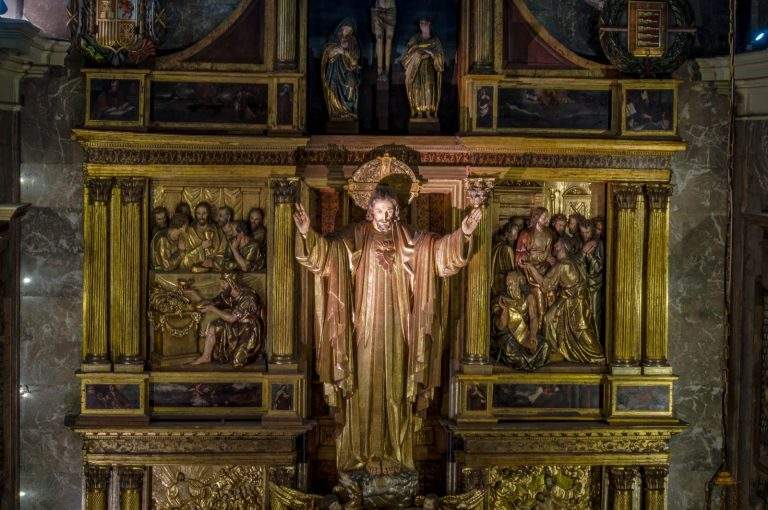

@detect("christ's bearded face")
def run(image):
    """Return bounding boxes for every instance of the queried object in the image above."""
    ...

[195,206,210,227]
[370,198,396,233]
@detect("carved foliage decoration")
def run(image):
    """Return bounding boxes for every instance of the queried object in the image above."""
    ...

[153,465,266,510]
[487,466,600,510]
[68,0,167,66]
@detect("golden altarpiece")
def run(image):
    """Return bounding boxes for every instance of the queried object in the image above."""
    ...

[66,0,692,508]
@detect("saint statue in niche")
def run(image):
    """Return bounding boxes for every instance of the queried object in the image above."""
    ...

[371,0,396,77]
[321,18,360,121]
[294,184,482,477]
[400,18,444,119]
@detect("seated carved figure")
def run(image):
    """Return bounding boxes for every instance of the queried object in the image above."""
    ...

[492,271,550,371]
[523,240,605,364]
[185,273,265,368]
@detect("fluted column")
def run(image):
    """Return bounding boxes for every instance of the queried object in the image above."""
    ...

[275,0,298,69]
[463,179,493,367]
[612,184,643,370]
[118,468,144,510]
[115,179,145,370]
[269,177,298,365]
[83,178,113,371]
[644,185,672,370]
[642,466,668,510]
[84,464,110,510]
[469,0,494,73]
[610,467,638,510]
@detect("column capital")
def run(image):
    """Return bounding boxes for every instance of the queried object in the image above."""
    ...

[271,177,300,204]
[464,177,494,208]
[87,178,114,204]
[614,184,643,210]
[84,464,111,491]
[642,466,669,491]
[118,467,144,490]
[645,184,673,210]
[610,466,639,490]
[119,179,145,204]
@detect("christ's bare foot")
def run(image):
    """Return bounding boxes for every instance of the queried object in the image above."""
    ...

[189,355,211,365]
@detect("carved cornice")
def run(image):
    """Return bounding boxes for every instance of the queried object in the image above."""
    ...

[0,19,69,109]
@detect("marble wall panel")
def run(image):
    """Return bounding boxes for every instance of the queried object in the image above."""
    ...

[667,65,730,510]
[738,120,768,214]
[18,59,85,510]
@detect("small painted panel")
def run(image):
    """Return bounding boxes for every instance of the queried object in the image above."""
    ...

[150,382,263,408]
[492,383,600,409]
[625,89,674,132]
[150,82,269,125]
[615,385,670,412]
[271,383,294,411]
[85,384,141,410]
[466,383,488,411]
[89,79,141,121]
[476,86,494,129]
[497,88,611,130]
[277,83,295,126]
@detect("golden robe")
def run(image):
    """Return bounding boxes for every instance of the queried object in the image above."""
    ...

[296,221,471,474]
[540,259,605,364]
[401,34,444,118]
[151,230,183,271]
[181,224,228,273]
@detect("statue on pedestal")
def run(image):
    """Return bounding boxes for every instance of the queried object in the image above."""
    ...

[321,18,360,122]
[401,18,444,120]
[294,157,481,502]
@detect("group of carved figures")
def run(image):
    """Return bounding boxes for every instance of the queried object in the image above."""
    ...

[491,208,606,370]
[150,201,267,274]
[322,1,444,121]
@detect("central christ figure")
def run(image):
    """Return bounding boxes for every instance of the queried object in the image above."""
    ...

[294,186,482,476]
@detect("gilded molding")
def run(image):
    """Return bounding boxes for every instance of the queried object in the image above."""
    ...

[644,185,671,367]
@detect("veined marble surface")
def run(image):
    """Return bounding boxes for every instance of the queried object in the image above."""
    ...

[18,57,84,510]
[667,62,730,509]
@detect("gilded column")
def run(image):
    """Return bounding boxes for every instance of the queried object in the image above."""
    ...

[642,466,668,510]
[463,178,494,367]
[269,177,299,365]
[118,468,144,510]
[644,184,672,369]
[83,178,113,371]
[469,0,494,73]
[276,0,298,69]
[612,184,643,369]
[610,467,638,510]
[84,464,110,510]
[115,179,145,370]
